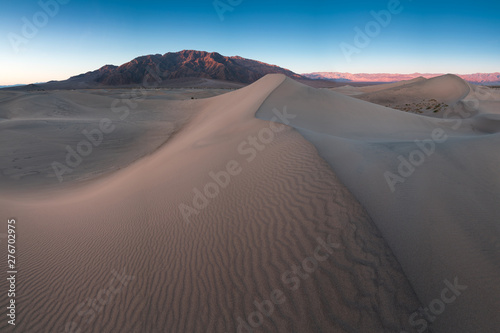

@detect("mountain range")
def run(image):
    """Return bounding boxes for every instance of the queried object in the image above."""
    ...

[302,72,500,85]
[4,50,499,90]
[14,50,312,90]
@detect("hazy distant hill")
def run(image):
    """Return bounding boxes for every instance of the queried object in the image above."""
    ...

[0,84,26,89]
[303,72,500,85]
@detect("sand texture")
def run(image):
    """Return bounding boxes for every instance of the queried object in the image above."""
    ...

[0,76,423,332]
[257,75,500,333]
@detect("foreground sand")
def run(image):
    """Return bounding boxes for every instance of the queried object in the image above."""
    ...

[257,75,500,332]
[0,78,422,332]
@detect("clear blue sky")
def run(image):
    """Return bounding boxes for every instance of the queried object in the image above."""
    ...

[1,0,499,84]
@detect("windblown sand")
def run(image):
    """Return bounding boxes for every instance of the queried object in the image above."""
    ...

[0,77,422,333]
[1,74,499,332]
[258,75,500,333]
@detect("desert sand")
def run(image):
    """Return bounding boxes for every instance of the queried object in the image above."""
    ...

[257,75,500,333]
[0,76,422,332]
[332,75,487,117]
[0,74,499,332]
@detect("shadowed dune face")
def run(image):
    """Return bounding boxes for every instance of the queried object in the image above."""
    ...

[0,89,234,191]
[336,75,473,117]
[330,85,364,96]
[470,113,500,133]
[256,75,500,333]
[0,75,423,332]
[356,77,428,94]
[355,74,470,98]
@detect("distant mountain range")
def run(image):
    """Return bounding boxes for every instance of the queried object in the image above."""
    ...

[4,51,498,90]
[10,50,311,90]
[302,72,500,85]
[81,50,305,84]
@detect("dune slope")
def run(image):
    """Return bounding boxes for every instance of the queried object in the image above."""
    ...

[0,75,422,332]
[338,75,473,116]
[256,75,500,333]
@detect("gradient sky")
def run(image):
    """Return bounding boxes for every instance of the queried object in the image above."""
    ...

[1,0,499,84]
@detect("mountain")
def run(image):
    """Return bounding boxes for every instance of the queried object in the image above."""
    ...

[93,50,305,85]
[10,50,308,90]
[303,72,500,85]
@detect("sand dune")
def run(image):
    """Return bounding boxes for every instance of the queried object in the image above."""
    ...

[329,85,364,96]
[356,77,427,94]
[0,88,233,190]
[2,74,498,332]
[0,76,423,332]
[358,74,471,104]
[256,74,500,333]
[334,75,473,116]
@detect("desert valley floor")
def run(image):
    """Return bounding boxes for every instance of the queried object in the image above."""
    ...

[0,74,499,333]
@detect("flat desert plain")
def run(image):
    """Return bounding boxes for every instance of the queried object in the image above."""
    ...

[0,74,499,332]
